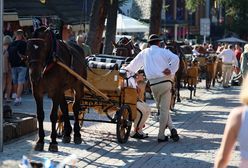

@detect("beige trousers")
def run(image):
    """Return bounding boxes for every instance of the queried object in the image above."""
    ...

[150,76,174,140]
[222,63,233,87]
[133,101,151,131]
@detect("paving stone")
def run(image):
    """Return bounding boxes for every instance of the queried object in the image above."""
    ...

[0,82,241,167]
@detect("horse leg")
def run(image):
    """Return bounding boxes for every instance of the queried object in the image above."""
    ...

[60,95,72,143]
[190,87,192,100]
[194,84,196,97]
[176,80,181,102]
[73,95,82,144]
[206,72,210,89]
[212,77,216,87]
[48,98,59,152]
[33,93,45,151]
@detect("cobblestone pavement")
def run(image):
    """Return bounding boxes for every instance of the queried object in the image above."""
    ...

[0,82,241,168]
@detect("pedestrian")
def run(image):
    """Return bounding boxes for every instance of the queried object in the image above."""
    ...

[192,45,201,58]
[3,35,13,103]
[8,29,27,106]
[125,34,180,142]
[76,34,92,57]
[214,74,248,168]
[235,44,242,68]
[240,44,248,79]
[67,25,76,43]
[217,44,239,88]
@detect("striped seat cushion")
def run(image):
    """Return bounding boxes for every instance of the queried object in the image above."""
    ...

[88,61,118,70]
[86,54,130,69]
[90,57,125,69]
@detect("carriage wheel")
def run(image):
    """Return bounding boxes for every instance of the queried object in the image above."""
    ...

[116,105,132,143]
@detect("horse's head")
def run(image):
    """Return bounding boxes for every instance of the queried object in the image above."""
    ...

[27,27,55,82]
[113,42,130,57]
[27,39,48,83]
[113,37,141,57]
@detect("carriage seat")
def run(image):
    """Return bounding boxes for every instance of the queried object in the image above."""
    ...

[86,60,121,96]
[88,61,118,70]
[87,54,132,69]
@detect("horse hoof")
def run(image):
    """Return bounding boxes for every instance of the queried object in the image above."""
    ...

[74,136,82,144]
[177,99,181,102]
[34,142,44,151]
[62,136,71,143]
[48,143,58,152]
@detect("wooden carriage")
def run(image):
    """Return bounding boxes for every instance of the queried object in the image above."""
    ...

[57,54,138,143]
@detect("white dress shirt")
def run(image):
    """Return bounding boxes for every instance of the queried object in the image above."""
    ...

[192,49,200,56]
[125,45,179,80]
[218,49,238,66]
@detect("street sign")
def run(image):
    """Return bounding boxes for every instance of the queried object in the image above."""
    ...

[200,18,210,36]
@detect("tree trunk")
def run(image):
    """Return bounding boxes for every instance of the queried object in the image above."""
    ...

[149,0,163,35]
[103,0,118,55]
[86,0,109,54]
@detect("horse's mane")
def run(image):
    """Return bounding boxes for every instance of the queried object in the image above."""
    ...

[180,45,193,54]
[33,27,48,38]
[117,37,130,45]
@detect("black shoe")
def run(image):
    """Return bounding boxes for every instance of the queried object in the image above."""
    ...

[170,128,179,142]
[157,136,168,142]
[131,132,148,139]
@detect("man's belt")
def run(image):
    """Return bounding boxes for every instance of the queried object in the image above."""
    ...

[149,80,173,86]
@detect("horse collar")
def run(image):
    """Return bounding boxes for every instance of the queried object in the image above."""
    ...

[43,40,59,75]
[42,62,56,75]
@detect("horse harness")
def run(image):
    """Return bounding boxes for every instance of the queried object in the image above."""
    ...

[28,31,74,77]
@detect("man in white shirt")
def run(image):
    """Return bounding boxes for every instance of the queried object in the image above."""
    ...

[192,45,201,58]
[218,44,238,88]
[125,34,180,142]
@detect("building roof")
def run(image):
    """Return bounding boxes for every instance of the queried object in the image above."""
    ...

[4,0,92,24]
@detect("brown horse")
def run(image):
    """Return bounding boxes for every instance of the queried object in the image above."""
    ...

[186,59,199,99]
[165,41,187,104]
[113,37,141,57]
[205,56,218,89]
[26,27,87,152]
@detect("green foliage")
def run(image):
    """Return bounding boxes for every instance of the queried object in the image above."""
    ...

[220,0,248,37]
[185,0,204,12]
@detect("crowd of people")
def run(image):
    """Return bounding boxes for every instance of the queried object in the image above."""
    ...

[2,27,92,107]
[3,29,29,106]
[122,34,248,167]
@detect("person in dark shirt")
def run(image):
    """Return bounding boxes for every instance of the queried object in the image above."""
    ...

[8,29,27,106]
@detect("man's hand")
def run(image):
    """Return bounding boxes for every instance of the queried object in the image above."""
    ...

[162,68,171,75]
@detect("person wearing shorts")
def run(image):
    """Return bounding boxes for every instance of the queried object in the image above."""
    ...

[8,29,27,105]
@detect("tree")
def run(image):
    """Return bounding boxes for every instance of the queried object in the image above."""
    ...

[103,0,118,54]
[149,0,163,35]
[185,0,204,12]
[186,0,248,38]
[220,0,248,38]
[86,0,109,54]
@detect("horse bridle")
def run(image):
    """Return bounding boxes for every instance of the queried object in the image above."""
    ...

[27,38,56,78]
[27,38,46,64]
